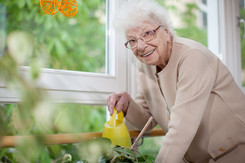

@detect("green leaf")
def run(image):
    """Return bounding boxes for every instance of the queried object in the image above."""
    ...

[0,148,8,158]
[98,154,108,163]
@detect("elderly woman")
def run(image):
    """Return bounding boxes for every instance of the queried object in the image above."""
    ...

[107,0,245,162]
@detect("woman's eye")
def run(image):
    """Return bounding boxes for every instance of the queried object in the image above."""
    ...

[144,31,152,36]
[129,39,136,43]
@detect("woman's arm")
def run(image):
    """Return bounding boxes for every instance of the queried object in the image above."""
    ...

[125,62,158,130]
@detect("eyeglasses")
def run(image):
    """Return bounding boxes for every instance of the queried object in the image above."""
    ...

[125,26,162,49]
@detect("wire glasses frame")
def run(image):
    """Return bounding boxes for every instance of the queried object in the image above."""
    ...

[124,26,162,49]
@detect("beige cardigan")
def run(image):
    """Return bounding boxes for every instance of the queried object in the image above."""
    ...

[125,37,245,163]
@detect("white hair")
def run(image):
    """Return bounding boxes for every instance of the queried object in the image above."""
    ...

[114,0,175,36]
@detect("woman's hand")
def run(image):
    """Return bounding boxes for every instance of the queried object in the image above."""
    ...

[107,92,131,116]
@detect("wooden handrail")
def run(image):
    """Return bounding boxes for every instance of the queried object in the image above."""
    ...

[0,129,165,148]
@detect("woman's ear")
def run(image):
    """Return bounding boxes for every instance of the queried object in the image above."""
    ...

[164,28,172,40]
[164,28,169,33]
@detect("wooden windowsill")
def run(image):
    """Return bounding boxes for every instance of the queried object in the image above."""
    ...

[0,129,165,148]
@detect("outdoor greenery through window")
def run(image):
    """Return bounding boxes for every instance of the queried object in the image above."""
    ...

[0,0,106,73]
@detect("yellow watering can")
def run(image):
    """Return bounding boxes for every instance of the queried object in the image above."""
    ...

[102,108,132,147]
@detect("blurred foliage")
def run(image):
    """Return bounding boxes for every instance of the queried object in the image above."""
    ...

[175,27,207,47]
[156,1,207,45]
[0,52,130,162]
[175,3,207,46]
[138,137,161,161]
[53,104,106,133]
[1,137,154,163]
[182,3,199,28]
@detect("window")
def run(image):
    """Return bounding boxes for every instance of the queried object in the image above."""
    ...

[209,0,244,92]
[0,1,133,160]
[164,0,207,46]
[0,1,106,73]
[0,0,131,104]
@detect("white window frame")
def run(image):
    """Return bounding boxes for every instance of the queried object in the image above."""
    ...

[208,0,244,92]
[0,0,133,105]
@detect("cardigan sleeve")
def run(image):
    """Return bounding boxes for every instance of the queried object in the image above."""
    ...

[125,62,157,130]
[156,50,216,163]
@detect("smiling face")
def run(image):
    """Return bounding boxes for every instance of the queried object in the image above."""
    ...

[125,21,172,69]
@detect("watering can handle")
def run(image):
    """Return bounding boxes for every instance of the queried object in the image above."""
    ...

[108,108,124,127]
[118,110,124,121]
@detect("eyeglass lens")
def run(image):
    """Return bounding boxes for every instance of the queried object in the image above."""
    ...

[126,26,160,49]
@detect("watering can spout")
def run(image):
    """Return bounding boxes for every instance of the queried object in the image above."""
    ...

[102,108,131,147]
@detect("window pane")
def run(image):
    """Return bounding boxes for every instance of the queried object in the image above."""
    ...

[0,1,106,73]
[240,0,245,87]
[162,0,207,46]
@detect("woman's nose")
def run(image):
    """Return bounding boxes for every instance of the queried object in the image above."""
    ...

[137,38,147,51]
